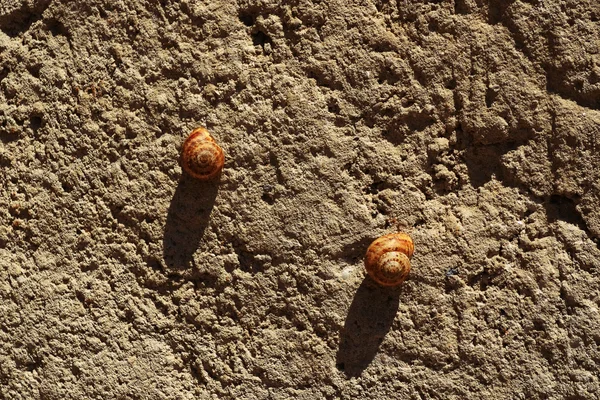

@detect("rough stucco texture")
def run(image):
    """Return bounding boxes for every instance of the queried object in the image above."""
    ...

[1,0,600,399]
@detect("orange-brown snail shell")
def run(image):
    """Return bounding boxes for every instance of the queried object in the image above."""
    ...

[181,127,225,180]
[364,232,414,286]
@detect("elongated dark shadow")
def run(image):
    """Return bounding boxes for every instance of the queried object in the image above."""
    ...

[163,174,219,271]
[336,276,400,377]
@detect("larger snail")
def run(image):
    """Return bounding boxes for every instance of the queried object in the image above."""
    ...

[180,127,225,180]
[364,232,414,286]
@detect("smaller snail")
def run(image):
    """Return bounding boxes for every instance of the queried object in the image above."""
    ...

[364,232,414,286]
[181,127,225,180]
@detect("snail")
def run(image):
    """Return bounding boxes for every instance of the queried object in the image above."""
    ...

[364,232,414,286]
[180,127,225,180]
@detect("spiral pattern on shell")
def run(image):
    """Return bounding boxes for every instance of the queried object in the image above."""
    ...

[364,232,414,286]
[181,127,225,180]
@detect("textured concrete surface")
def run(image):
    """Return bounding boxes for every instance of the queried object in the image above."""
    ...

[1,0,599,399]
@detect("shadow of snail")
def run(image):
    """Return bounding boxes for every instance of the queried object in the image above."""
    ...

[162,128,224,271]
[336,232,414,377]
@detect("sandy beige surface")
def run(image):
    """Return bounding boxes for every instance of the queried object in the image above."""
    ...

[1,0,600,399]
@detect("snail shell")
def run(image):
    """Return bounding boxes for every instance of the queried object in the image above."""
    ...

[364,232,414,286]
[181,127,225,180]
